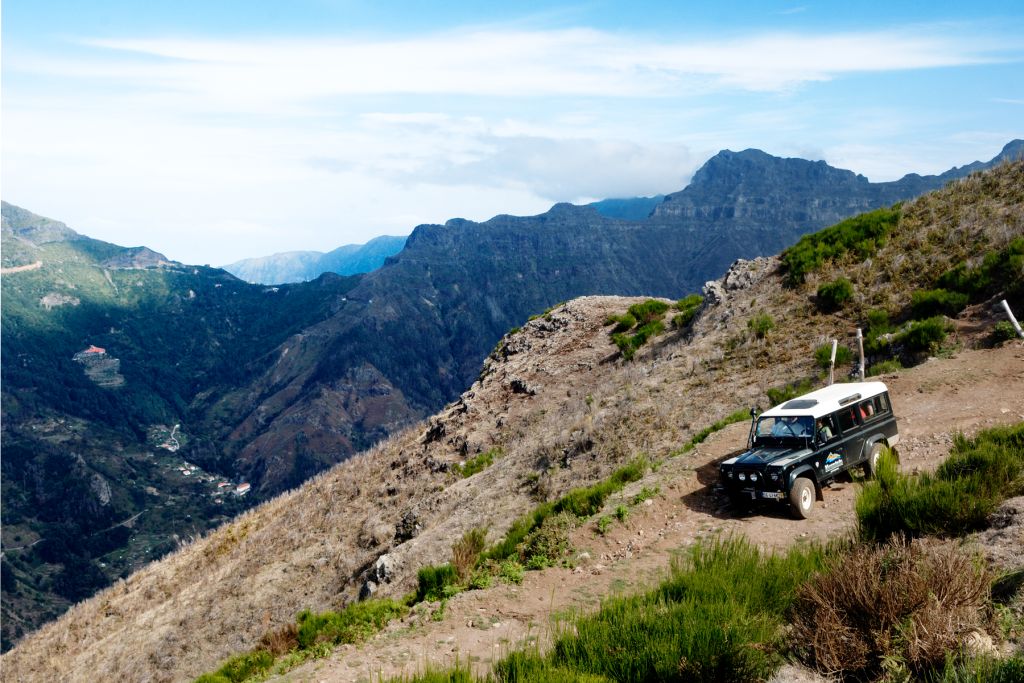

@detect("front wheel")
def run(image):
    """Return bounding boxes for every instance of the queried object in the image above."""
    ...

[789,477,815,519]
[864,443,884,479]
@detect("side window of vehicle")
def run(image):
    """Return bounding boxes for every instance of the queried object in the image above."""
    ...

[858,400,877,421]
[816,414,838,442]
[836,407,858,433]
[874,393,891,415]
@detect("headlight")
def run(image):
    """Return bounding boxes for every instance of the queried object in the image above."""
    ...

[750,473,758,482]
[738,473,746,481]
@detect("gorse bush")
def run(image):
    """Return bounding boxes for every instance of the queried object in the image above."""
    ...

[747,313,774,339]
[626,299,669,325]
[603,313,636,333]
[816,277,854,311]
[481,457,647,563]
[910,289,970,319]
[856,424,1024,541]
[672,294,704,329]
[680,408,750,453]
[781,206,901,285]
[900,316,953,353]
[938,236,1024,305]
[452,448,500,478]
[766,378,815,407]
[813,343,854,371]
[518,511,575,569]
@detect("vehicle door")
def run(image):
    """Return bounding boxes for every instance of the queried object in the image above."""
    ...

[834,405,865,466]
[815,413,845,477]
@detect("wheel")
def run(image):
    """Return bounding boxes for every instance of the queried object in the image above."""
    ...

[864,443,884,479]
[789,477,815,519]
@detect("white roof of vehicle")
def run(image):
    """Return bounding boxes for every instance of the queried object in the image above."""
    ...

[760,381,888,420]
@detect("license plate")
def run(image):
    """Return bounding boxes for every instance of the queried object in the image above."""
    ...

[759,491,783,499]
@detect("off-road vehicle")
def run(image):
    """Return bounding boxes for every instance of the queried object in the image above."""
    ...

[717,381,900,518]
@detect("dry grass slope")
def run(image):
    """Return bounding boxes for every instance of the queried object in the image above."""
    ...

[3,161,1023,683]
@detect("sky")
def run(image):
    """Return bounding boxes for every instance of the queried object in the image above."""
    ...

[3,1,1023,266]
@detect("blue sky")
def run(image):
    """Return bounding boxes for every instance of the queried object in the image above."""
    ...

[3,1,1022,265]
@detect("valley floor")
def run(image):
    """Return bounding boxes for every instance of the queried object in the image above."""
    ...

[272,344,1024,683]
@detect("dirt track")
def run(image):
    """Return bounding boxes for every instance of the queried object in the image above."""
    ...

[275,344,1024,683]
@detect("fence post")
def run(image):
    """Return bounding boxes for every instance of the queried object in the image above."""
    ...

[856,328,866,380]
[828,339,837,385]
[1001,299,1024,339]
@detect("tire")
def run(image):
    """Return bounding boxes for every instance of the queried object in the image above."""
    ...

[789,477,815,519]
[864,443,884,479]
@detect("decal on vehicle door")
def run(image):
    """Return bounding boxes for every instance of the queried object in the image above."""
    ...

[824,452,843,473]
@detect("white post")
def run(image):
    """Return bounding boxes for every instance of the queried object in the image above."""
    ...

[828,339,837,385]
[856,328,866,380]
[1001,299,1024,339]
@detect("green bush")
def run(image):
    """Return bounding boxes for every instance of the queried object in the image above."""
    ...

[680,408,750,453]
[452,448,500,478]
[928,656,1024,683]
[938,237,1024,303]
[673,294,704,329]
[539,537,827,683]
[781,206,900,285]
[415,564,461,603]
[813,343,854,371]
[518,511,575,568]
[747,313,774,339]
[867,358,903,376]
[195,650,273,683]
[910,288,969,319]
[766,378,815,407]
[816,277,854,311]
[856,424,1024,541]
[899,316,953,353]
[626,299,670,325]
[992,320,1020,344]
[604,313,636,333]
[612,320,665,360]
[296,599,407,649]
[481,457,647,563]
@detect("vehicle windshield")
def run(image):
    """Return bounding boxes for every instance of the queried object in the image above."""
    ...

[754,415,814,444]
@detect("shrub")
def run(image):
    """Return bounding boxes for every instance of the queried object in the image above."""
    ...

[415,564,461,603]
[195,650,274,683]
[856,425,1024,541]
[295,599,407,650]
[673,294,704,329]
[451,527,488,581]
[766,378,815,407]
[604,313,636,333]
[910,288,969,319]
[747,313,774,339]
[781,206,900,285]
[498,559,524,585]
[541,537,827,683]
[938,237,1024,303]
[626,299,670,325]
[452,447,500,478]
[596,516,612,535]
[867,358,903,377]
[816,277,854,311]
[899,316,953,354]
[613,320,665,360]
[789,540,991,680]
[680,408,750,453]
[813,343,854,371]
[518,511,575,568]
[928,656,1024,683]
[992,320,1020,344]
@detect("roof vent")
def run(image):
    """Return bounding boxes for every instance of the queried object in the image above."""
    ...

[838,393,862,406]
[782,399,818,409]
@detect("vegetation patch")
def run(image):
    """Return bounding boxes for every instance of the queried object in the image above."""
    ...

[790,540,992,680]
[672,294,704,329]
[605,300,670,360]
[856,424,1024,541]
[867,358,903,377]
[452,448,501,478]
[938,236,1024,307]
[910,288,970,319]
[747,312,775,339]
[678,409,749,454]
[781,206,901,285]
[766,378,816,407]
[813,343,854,372]
[815,277,854,312]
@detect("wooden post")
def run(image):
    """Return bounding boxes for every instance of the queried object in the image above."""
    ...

[1002,299,1024,339]
[856,328,865,380]
[828,339,837,385]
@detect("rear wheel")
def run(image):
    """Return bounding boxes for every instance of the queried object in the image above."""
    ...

[789,477,815,519]
[864,443,884,479]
